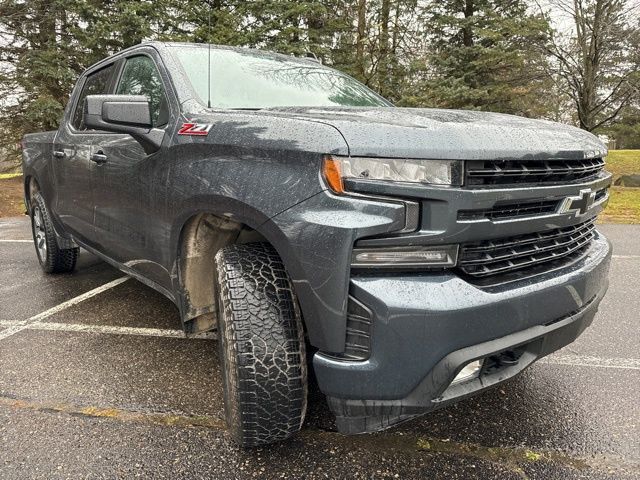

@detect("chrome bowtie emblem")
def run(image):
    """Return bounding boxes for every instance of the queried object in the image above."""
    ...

[558,189,596,216]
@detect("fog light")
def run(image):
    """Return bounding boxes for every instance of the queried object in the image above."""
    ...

[451,360,483,385]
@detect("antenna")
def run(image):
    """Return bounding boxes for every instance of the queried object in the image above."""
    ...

[207,9,212,108]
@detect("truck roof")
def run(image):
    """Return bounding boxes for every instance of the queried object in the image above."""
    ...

[84,41,320,77]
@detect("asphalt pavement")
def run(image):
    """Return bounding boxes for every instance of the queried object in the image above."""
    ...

[0,216,638,479]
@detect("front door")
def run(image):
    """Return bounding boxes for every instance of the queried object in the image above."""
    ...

[91,53,173,287]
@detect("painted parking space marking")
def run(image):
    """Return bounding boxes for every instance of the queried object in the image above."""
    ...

[2,311,636,370]
[611,255,640,259]
[540,354,640,370]
[0,277,130,341]
[0,319,215,340]
[0,319,183,339]
[0,239,32,243]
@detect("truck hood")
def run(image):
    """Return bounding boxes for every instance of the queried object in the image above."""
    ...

[261,107,605,160]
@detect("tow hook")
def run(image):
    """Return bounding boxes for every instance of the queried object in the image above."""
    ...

[484,349,523,374]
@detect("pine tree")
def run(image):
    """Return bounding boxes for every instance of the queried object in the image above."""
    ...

[0,0,636,165]
[0,0,182,153]
[405,0,552,116]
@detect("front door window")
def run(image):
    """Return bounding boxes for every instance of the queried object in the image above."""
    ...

[116,56,169,127]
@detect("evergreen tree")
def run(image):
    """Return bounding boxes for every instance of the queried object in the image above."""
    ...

[0,0,637,167]
[604,106,640,149]
[405,0,552,116]
[0,0,74,132]
[0,0,184,157]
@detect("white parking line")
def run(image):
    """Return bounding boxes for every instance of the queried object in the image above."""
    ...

[540,354,640,370]
[0,319,215,340]
[0,277,130,341]
[0,239,32,243]
[1,315,635,369]
[611,255,640,259]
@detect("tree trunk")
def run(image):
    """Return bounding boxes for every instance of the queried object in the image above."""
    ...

[378,0,391,96]
[574,0,606,131]
[36,0,65,104]
[463,0,474,47]
[356,0,367,79]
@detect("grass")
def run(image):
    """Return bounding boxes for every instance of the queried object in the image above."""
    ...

[0,174,25,217]
[606,150,640,177]
[599,187,640,224]
[600,150,640,224]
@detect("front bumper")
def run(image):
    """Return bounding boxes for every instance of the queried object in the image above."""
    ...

[313,232,611,434]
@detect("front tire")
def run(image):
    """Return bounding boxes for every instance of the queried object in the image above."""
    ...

[215,243,307,447]
[30,192,79,273]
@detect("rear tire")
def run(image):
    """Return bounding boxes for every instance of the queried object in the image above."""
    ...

[30,192,79,273]
[215,243,307,447]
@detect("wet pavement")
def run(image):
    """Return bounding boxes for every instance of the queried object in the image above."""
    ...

[0,216,638,479]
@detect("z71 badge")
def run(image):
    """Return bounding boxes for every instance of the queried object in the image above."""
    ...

[178,122,213,136]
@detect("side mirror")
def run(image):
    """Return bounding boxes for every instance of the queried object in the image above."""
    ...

[84,95,164,154]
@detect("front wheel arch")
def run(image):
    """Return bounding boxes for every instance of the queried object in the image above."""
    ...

[214,242,308,447]
[173,210,303,336]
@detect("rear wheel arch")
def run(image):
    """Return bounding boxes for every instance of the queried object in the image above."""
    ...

[24,175,76,250]
[24,175,40,214]
[30,191,79,273]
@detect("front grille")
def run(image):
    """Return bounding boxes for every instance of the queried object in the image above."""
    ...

[458,219,596,279]
[466,158,605,186]
[458,199,559,221]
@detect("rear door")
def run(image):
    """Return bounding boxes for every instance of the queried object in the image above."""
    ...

[91,52,174,287]
[53,63,118,245]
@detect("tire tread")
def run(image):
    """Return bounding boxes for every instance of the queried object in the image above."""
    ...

[215,243,307,447]
[31,193,78,274]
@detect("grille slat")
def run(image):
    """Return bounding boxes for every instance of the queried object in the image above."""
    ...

[466,158,605,186]
[460,225,594,266]
[458,199,559,221]
[458,219,596,279]
[462,220,593,253]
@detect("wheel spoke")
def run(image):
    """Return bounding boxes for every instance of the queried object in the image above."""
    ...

[33,207,48,259]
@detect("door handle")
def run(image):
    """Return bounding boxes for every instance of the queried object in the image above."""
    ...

[53,150,66,159]
[90,151,107,164]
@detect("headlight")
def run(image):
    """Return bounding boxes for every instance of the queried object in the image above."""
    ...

[323,155,463,193]
[351,245,458,268]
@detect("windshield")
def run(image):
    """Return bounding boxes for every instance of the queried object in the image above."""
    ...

[169,46,391,109]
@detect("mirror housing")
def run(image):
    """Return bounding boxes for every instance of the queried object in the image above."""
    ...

[84,95,164,154]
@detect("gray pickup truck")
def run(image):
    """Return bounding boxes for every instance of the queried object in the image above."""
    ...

[22,42,612,447]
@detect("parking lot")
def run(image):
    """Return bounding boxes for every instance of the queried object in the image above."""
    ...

[0,216,638,479]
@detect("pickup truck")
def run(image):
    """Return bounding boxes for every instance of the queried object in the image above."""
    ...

[22,42,612,447]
